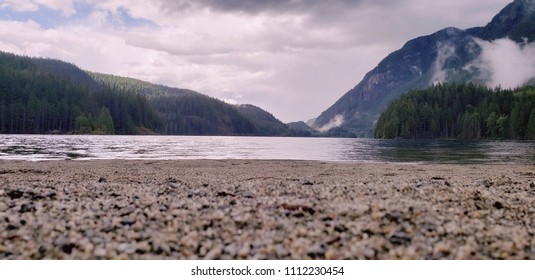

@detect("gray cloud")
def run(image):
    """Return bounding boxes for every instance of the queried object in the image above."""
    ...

[161,0,369,14]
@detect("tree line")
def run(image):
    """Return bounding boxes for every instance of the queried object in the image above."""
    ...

[90,72,293,136]
[0,52,160,134]
[0,52,294,136]
[374,83,535,140]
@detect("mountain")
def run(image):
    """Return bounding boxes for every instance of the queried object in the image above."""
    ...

[287,121,315,137]
[313,0,535,137]
[88,72,201,98]
[90,73,294,136]
[0,51,294,136]
[234,104,293,136]
[89,72,256,135]
[0,51,160,135]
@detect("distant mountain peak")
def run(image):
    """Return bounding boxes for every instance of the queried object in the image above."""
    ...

[314,0,535,137]
[516,0,535,11]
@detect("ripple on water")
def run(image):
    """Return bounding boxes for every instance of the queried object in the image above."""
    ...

[0,135,534,164]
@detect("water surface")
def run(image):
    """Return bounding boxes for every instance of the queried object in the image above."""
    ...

[0,135,534,164]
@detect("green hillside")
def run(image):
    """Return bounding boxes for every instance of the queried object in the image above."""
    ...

[90,73,290,136]
[0,52,297,136]
[0,51,160,135]
[375,83,535,140]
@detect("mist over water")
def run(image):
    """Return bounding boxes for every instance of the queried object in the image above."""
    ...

[0,135,534,164]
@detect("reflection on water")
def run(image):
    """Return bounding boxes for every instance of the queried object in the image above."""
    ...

[352,139,534,164]
[0,134,534,164]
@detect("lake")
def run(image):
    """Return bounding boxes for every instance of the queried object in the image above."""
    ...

[0,134,534,164]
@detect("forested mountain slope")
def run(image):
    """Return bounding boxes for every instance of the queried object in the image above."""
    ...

[0,51,160,135]
[374,83,535,140]
[315,0,535,137]
[90,73,293,136]
[0,51,296,136]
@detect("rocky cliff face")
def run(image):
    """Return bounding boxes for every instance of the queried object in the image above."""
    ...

[314,0,535,137]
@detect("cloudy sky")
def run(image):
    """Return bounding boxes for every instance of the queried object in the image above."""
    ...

[0,0,512,122]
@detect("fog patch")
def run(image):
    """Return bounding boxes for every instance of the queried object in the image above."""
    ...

[467,38,535,88]
[223,99,239,105]
[316,114,344,133]
[430,42,456,85]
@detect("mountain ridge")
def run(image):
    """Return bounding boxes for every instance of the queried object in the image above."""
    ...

[313,0,535,137]
[0,51,298,136]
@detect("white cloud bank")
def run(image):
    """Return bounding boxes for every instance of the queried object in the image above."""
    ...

[431,37,535,90]
[431,42,457,84]
[316,114,344,133]
[472,38,535,89]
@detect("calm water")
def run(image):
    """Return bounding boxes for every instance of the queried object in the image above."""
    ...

[0,134,534,164]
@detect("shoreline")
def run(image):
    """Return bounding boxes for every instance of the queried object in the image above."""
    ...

[1,160,534,259]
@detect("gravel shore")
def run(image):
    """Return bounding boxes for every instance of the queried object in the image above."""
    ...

[1,160,534,259]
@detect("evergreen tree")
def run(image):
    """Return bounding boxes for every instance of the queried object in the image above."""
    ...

[527,108,535,140]
[94,107,114,134]
[375,83,535,140]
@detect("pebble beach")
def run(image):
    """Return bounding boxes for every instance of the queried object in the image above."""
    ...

[0,159,534,259]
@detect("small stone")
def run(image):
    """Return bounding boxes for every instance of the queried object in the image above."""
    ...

[326,236,341,245]
[121,217,136,226]
[334,225,348,233]
[180,231,199,248]
[61,243,77,255]
[98,177,108,183]
[216,191,235,197]
[306,247,325,259]
[238,243,250,258]
[19,203,36,213]
[475,179,491,188]
[325,249,337,260]
[301,179,315,185]
[94,247,107,257]
[363,248,375,259]
[204,247,222,260]
[242,192,255,199]
[120,206,136,216]
[433,241,451,257]
[274,245,289,258]
[223,243,238,257]
[6,224,19,231]
[131,221,144,232]
[7,190,24,199]
[388,232,412,246]
[384,212,402,223]
[82,242,94,254]
[293,212,305,218]
[135,241,150,254]
[45,191,57,199]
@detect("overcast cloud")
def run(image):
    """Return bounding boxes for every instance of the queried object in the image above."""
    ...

[0,0,511,122]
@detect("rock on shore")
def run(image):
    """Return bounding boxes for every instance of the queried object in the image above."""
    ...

[0,160,534,259]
